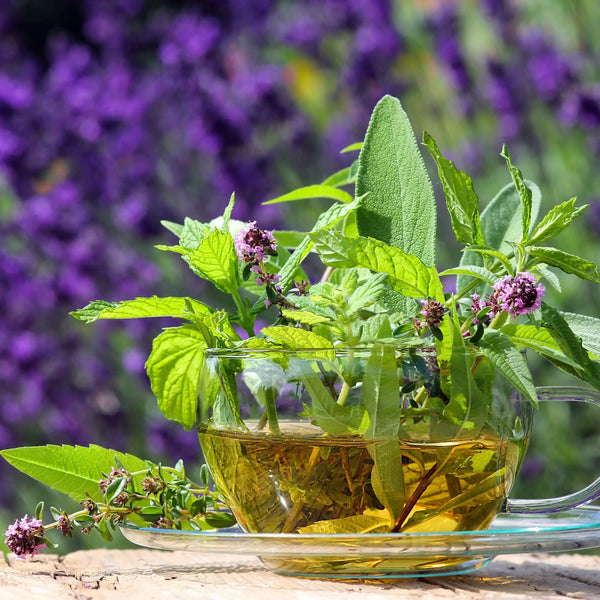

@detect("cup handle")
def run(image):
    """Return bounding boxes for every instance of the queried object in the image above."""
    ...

[503,386,600,514]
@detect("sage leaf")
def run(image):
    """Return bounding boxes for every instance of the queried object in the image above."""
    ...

[310,230,444,301]
[71,296,211,323]
[478,329,538,406]
[0,445,147,503]
[562,312,600,358]
[423,131,484,245]
[356,95,437,312]
[528,198,587,245]
[146,325,210,429]
[529,246,600,283]
[187,229,239,293]
[264,184,354,205]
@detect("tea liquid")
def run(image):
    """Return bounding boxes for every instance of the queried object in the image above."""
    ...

[199,422,522,535]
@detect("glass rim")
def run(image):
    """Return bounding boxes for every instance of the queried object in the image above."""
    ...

[204,345,484,358]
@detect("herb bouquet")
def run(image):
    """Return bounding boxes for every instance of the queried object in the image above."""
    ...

[5,95,600,577]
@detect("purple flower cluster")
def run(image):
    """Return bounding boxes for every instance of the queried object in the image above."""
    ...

[235,221,282,304]
[414,299,446,333]
[471,272,545,321]
[4,515,45,558]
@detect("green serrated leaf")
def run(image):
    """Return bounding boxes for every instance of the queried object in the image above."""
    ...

[146,325,209,429]
[71,297,211,323]
[423,131,483,245]
[221,192,236,234]
[263,184,354,205]
[180,217,211,250]
[275,200,357,293]
[529,247,600,283]
[459,246,514,275]
[280,309,332,326]
[0,445,147,503]
[310,230,444,301]
[528,198,587,246]
[261,326,333,351]
[161,220,184,237]
[478,329,537,406]
[457,179,541,294]
[500,145,533,243]
[188,229,239,293]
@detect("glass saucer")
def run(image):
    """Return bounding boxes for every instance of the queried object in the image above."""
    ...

[120,506,600,579]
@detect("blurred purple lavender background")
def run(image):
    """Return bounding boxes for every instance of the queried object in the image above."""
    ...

[2,0,600,527]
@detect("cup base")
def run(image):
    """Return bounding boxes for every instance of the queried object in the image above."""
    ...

[260,555,493,579]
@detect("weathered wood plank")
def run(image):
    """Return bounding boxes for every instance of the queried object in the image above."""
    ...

[2,550,600,599]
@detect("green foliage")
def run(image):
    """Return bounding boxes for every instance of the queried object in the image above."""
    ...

[356,95,437,312]
[0,445,147,503]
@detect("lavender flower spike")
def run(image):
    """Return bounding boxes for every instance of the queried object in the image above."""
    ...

[492,272,545,317]
[4,515,45,557]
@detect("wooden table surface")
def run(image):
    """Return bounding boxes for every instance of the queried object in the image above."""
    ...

[2,549,600,600]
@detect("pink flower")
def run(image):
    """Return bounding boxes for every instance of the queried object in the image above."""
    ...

[234,221,277,263]
[4,515,45,557]
[492,272,545,317]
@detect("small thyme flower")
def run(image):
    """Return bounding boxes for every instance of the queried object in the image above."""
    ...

[4,515,45,557]
[81,498,97,514]
[99,467,129,495]
[57,514,73,537]
[234,221,277,263]
[414,298,446,332]
[141,475,166,494]
[491,272,545,317]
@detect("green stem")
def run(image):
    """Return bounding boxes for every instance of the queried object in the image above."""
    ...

[232,290,254,336]
[264,387,281,435]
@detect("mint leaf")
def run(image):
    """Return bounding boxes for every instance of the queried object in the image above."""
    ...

[310,230,444,301]
[457,179,541,294]
[500,145,533,243]
[478,329,537,406]
[180,217,211,250]
[0,445,147,503]
[261,325,333,351]
[71,296,211,323]
[187,229,239,293]
[356,95,437,312]
[146,325,209,429]
[529,247,600,283]
[528,198,587,245]
[264,184,354,205]
[298,513,389,534]
[423,131,484,245]
[161,220,183,237]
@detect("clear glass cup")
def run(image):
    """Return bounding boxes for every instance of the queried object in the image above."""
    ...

[196,346,600,538]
